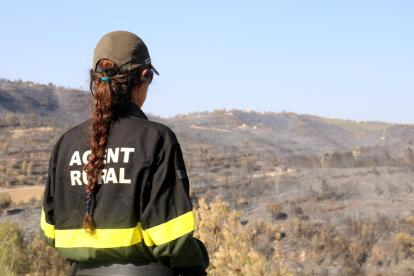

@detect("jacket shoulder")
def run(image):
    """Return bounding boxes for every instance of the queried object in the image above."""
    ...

[146,120,178,144]
[58,118,178,152]
[46,120,90,158]
[59,120,90,141]
[126,115,178,146]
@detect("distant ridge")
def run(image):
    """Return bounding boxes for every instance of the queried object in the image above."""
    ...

[0,79,90,124]
[1,79,413,157]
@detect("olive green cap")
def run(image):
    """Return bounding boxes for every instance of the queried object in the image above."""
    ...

[93,31,159,75]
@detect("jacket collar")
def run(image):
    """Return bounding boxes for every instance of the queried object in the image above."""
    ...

[122,102,148,120]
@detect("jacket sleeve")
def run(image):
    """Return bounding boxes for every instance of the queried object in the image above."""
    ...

[140,142,209,270]
[40,136,63,248]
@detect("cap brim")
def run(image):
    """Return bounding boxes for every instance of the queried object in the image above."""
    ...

[149,64,159,75]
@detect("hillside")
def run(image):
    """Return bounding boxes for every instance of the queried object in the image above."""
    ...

[2,79,414,275]
[0,80,91,125]
[161,109,412,158]
[1,79,413,158]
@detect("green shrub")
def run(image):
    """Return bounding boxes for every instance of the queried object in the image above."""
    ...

[0,193,12,210]
[0,221,68,275]
[0,221,28,275]
[26,233,69,275]
[16,175,26,185]
[28,197,38,206]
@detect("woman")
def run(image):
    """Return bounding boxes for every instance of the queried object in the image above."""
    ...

[40,31,209,276]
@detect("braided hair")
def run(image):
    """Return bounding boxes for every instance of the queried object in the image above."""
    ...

[82,59,151,234]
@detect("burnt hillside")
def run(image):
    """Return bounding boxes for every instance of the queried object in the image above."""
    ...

[0,80,91,124]
[1,79,413,157]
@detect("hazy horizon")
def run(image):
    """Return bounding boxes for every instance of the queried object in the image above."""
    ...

[0,77,410,125]
[0,0,413,124]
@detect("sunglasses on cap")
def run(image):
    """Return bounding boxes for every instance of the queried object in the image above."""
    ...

[144,68,154,84]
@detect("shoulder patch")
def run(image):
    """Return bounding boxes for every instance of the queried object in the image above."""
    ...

[176,170,187,180]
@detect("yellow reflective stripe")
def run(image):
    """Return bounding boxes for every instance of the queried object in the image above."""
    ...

[55,223,144,248]
[41,208,55,239]
[142,211,195,246]
[41,209,194,248]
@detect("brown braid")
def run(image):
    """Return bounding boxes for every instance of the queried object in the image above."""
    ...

[82,59,149,234]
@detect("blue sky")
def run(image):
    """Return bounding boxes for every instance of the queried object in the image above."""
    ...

[0,0,413,123]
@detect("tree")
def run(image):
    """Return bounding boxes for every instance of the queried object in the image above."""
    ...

[28,113,37,126]
[222,171,232,187]
[215,154,223,166]
[48,82,57,89]
[20,114,29,127]
[405,147,414,170]
[0,222,68,275]
[237,198,248,213]
[26,233,69,274]
[267,203,281,220]
[394,233,414,258]
[204,155,212,167]
[0,193,12,210]
[5,168,11,180]
[241,156,255,173]
[5,113,17,126]
[17,175,26,185]
[26,161,34,177]
[20,161,27,174]
[3,143,8,155]
[231,144,238,153]
[265,152,278,165]
[0,221,29,274]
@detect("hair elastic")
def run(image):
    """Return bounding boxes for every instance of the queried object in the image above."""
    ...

[101,77,110,83]
[85,193,92,213]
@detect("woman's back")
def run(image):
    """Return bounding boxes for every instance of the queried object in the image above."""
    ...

[40,31,209,275]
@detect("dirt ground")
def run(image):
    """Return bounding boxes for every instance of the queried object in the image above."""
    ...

[1,186,45,203]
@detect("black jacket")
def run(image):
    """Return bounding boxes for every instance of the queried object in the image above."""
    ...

[40,102,209,270]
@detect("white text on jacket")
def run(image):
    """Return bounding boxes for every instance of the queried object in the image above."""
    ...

[69,148,134,185]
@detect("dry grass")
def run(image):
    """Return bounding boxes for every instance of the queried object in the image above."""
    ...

[1,187,44,204]
[194,196,294,276]
[7,127,56,139]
